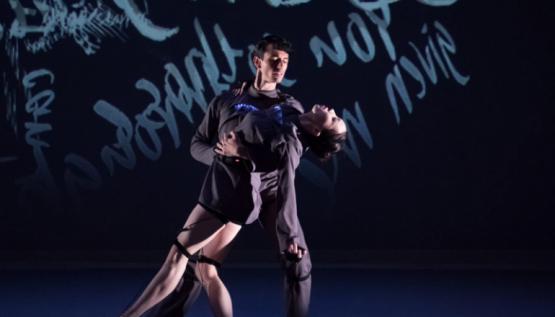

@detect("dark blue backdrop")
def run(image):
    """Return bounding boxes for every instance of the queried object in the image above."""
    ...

[1,0,554,263]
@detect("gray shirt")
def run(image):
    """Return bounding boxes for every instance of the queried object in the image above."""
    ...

[190,84,306,247]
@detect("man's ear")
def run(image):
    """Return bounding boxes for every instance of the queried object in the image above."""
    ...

[253,55,261,69]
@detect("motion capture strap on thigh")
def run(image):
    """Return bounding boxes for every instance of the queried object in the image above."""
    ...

[281,249,312,283]
[296,272,311,282]
[197,255,222,269]
[173,239,192,258]
[286,271,311,283]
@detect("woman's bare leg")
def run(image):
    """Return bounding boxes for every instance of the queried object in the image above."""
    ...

[196,223,241,317]
[121,204,228,317]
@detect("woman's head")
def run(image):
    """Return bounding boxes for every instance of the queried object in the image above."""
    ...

[300,105,347,161]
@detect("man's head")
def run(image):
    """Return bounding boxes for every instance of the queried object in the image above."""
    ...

[253,35,293,85]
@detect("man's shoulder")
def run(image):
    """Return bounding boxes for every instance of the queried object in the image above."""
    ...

[216,80,251,103]
[210,90,242,109]
[277,91,297,102]
[277,91,304,113]
[216,90,238,101]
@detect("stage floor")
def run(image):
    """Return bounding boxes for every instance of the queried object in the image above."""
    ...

[1,268,554,316]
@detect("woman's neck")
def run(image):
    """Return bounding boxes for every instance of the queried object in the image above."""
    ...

[298,113,317,137]
[294,115,312,150]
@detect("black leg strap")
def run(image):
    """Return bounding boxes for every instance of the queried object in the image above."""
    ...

[197,255,222,269]
[297,272,311,282]
[173,239,192,258]
[287,272,311,283]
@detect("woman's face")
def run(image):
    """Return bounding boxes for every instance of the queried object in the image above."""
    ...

[310,104,347,136]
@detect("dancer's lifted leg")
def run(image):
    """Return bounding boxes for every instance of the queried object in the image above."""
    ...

[120,204,238,317]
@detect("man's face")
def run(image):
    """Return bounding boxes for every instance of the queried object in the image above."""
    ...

[254,46,289,84]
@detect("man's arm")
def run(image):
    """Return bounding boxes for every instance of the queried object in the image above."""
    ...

[190,96,221,165]
[274,96,306,248]
[276,133,305,252]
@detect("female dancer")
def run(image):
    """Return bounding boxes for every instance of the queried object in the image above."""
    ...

[121,104,347,317]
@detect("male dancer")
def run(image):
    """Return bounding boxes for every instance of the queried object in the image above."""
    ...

[144,35,311,317]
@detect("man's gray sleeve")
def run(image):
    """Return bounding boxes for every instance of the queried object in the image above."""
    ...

[190,96,220,165]
[275,135,304,250]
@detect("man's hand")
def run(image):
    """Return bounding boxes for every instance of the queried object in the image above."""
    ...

[215,131,247,158]
[285,242,306,262]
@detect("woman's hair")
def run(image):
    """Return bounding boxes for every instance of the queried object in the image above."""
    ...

[306,128,348,161]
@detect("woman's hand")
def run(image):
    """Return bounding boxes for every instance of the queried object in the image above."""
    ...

[231,81,248,96]
[215,131,248,159]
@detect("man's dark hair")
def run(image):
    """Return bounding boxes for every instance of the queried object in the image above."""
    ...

[306,129,348,162]
[254,35,293,58]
